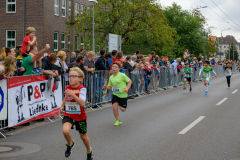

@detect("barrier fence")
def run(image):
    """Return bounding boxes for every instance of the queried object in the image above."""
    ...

[0,65,239,138]
[62,65,239,109]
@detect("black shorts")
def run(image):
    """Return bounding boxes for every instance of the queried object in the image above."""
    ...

[112,95,127,108]
[185,77,191,82]
[62,116,87,134]
[22,53,29,57]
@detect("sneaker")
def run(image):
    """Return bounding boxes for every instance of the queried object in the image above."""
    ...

[32,68,40,74]
[114,120,122,126]
[65,140,75,157]
[205,91,208,95]
[208,81,210,85]
[190,87,192,92]
[87,147,94,160]
[180,82,184,85]
[173,85,177,88]
[183,87,186,90]
[228,84,230,87]
[37,67,44,71]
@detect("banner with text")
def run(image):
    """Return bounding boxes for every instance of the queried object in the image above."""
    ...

[7,75,62,127]
[0,79,7,120]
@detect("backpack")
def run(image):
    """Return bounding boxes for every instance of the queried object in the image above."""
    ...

[177,65,181,72]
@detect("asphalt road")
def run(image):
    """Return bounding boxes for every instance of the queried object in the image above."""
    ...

[1,73,240,160]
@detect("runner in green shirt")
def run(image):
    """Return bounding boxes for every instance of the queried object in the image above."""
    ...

[183,63,193,92]
[198,60,217,95]
[102,61,132,126]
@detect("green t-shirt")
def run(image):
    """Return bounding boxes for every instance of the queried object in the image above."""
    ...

[202,66,212,78]
[184,67,192,78]
[108,72,130,98]
[21,55,35,76]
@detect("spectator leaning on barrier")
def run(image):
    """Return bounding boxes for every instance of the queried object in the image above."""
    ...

[0,55,16,80]
[21,44,50,75]
[70,52,76,63]
[131,55,137,67]
[95,50,110,71]
[55,51,68,82]
[84,51,95,76]
[68,55,86,72]
[41,54,59,77]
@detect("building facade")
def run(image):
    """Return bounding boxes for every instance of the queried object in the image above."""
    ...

[0,0,91,53]
[216,35,240,59]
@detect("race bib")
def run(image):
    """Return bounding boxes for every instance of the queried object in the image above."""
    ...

[66,102,81,114]
[112,86,120,93]
[185,74,190,78]
[227,69,231,73]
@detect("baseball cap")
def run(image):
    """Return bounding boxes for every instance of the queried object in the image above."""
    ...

[105,53,112,58]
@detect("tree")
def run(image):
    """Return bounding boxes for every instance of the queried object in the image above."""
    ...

[71,0,176,55]
[164,3,210,58]
[225,43,239,61]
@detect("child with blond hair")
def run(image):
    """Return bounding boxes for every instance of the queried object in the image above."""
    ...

[21,27,43,74]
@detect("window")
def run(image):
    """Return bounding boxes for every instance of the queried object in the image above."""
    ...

[68,1,71,16]
[81,4,84,14]
[62,0,66,17]
[75,3,79,16]
[61,33,65,49]
[75,36,78,50]
[6,30,16,48]
[54,0,59,16]
[54,32,58,51]
[6,0,16,13]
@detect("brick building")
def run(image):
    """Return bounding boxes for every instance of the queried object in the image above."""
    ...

[0,0,91,53]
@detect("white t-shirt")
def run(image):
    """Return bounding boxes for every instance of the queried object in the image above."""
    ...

[129,60,135,67]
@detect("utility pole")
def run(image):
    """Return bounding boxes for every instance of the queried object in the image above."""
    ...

[70,0,75,61]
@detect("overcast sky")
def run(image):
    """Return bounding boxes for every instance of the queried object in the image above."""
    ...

[157,0,240,41]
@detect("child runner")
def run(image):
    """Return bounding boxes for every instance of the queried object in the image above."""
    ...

[102,61,132,126]
[224,62,233,87]
[198,60,217,95]
[21,27,43,74]
[183,63,193,92]
[59,67,93,160]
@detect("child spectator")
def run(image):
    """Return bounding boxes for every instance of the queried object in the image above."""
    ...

[21,27,43,74]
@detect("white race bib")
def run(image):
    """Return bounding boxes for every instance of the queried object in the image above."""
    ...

[112,86,120,93]
[203,73,209,77]
[185,74,190,78]
[66,102,81,114]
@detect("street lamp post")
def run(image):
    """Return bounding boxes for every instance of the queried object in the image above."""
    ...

[89,0,97,52]
[220,28,231,60]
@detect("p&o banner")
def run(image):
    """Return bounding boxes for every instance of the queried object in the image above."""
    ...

[7,75,62,127]
[0,79,7,120]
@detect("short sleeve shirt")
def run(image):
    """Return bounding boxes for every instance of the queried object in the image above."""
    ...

[184,68,192,78]
[108,72,130,98]
[224,66,232,76]
[21,36,32,54]
[84,57,95,75]
[21,55,35,75]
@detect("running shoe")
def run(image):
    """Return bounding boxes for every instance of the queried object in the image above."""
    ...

[228,84,230,87]
[183,87,186,90]
[87,147,94,160]
[65,140,75,157]
[114,120,122,126]
[205,91,208,95]
[190,87,192,92]
[208,81,210,85]
[37,67,44,71]
[32,68,40,74]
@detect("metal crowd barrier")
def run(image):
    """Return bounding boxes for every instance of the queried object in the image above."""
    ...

[61,65,239,110]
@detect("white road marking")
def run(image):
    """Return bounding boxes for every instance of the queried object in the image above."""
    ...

[232,89,238,94]
[216,98,228,106]
[178,116,205,135]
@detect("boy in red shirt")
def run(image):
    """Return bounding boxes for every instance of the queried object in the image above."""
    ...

[59,67,93,160]
[21,27,43,74]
